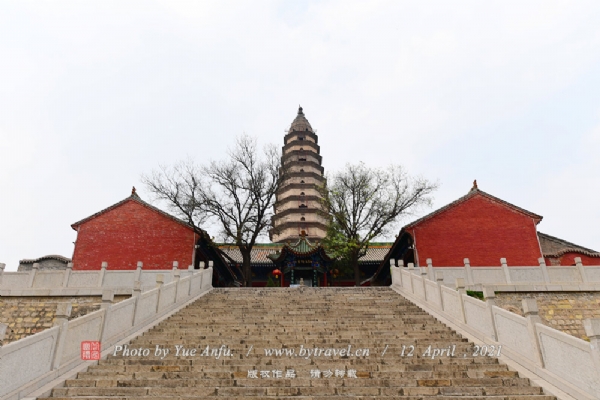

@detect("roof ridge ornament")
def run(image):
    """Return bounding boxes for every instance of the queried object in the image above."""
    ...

[471,180,478,191]
[131,186,141,199]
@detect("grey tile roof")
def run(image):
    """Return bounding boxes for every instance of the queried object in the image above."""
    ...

[71,192,197,232]
[19,255,72,264]
[219,245,282,265]
[218,244,392,265]
[405,188,543,229]
[538,232,599,257]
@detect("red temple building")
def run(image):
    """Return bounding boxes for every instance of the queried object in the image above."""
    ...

[71,188,198,271]
[371,181,599,285]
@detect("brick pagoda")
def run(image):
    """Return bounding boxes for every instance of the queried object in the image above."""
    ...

[270,107,328,243]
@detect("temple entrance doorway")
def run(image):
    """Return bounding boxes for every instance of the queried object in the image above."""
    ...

[268,233,332,288]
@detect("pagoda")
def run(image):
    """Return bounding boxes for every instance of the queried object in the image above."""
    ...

[270,106,328,243]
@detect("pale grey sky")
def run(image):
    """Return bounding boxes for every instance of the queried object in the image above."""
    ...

[1,1,599,270]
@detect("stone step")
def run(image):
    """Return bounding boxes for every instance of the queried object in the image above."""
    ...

[124,342,470,350]
[43,397,554,400]
[76,369,513,381]
[91,357,503,370]
[49,382,544,397]
[64,373,524,388]
[43,288,555,399]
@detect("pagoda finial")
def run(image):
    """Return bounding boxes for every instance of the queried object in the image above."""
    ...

[298,105,303,115]
[471,180,478,191]
[131,186,137,195]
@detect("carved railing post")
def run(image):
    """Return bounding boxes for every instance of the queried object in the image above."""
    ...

[101,289,114,309]
[132,280,142,297]
[500,258,511,284]
[426,258,434,280]
[575,257,588,283]
[51,302,72,369]
[436,271,444,311]
[203,266,213,289]
[100,290,115,344]
[131,280,142,325]
[396,260,403,286]
[389,259,398,286]
[421,267,428,300]
[483,286,498,340]
[188,270,196,296]
[155,274,164,312]
[463,258,474,285]
[455,278,467,323]
[98,262,108,287]
[407,263,416,294]
[62,262,73,287]
[538,257,550,283]
[28,262,39,288]
[133,261,143,283]
[522,298,545,367]
[389,264,397,287]
[0,262,6,286]
[173,269,181,303]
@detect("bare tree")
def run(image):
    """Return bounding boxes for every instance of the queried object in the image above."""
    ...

[142,160,207,236]
[320,162,437,286]
[142,135,284,287]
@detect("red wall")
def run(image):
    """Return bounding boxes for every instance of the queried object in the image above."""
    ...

[409,195,543,267]
[553,252,600,266]
[72,200,195,270]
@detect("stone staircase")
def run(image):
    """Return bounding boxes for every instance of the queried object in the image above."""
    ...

[41,287,555,399]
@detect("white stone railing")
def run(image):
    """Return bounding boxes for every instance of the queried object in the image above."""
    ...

[392,257,600,290]
[391,265,600,400]
[0,261,213,296]
[0,267,213,400]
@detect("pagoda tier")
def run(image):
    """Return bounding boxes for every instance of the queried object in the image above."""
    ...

[270,107,328,243]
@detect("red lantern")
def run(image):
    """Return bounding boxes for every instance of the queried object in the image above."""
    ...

[272,269,281,278]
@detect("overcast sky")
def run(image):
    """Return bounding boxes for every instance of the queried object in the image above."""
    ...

[1,1,599,270]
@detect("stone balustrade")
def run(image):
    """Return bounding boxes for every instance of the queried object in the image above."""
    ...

[0,261,207,296]
[0,267,213,400]
[391,265,600,399]
[389,257,600,291]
